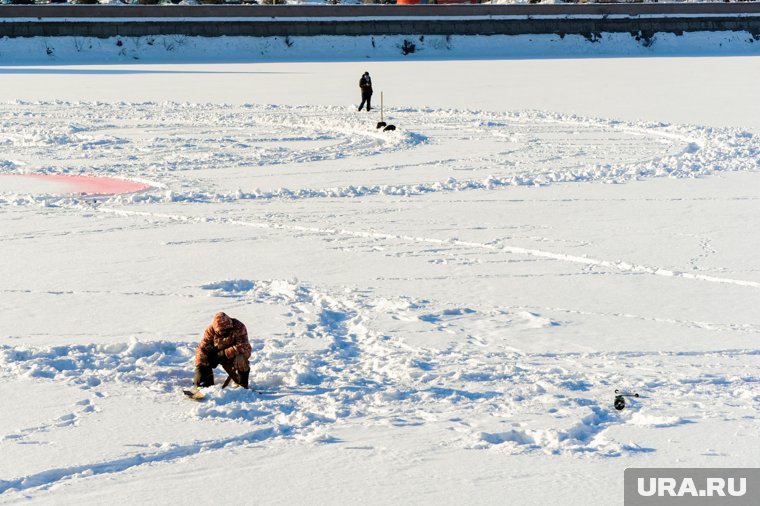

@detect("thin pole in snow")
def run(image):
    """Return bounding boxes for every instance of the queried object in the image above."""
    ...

[381,92,384,123]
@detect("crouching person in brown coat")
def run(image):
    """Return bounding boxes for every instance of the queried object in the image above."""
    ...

[194,312,251,389]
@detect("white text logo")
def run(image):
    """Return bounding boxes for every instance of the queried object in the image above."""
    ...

[637,477,747,498]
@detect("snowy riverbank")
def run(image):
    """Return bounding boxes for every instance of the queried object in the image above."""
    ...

[1,31,760,64]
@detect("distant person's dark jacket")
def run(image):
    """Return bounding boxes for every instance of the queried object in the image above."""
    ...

[360,75,373,94]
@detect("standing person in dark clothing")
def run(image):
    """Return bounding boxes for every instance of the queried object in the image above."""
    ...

[358,71,373,112]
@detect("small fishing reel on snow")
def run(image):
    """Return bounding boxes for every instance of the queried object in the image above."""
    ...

[614,389,639,410]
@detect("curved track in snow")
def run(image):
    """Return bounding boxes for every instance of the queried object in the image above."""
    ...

[1,101,758,206]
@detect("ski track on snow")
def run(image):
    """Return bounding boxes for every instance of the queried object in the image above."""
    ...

[0,427,277,495]
[95,206,760,289]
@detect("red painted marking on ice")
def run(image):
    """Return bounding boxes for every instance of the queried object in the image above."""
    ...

[3,174,150,195]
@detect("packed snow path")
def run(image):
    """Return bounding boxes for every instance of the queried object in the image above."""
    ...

[1,101,759,501]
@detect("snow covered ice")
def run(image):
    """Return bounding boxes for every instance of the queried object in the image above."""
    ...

[1,44,760,504]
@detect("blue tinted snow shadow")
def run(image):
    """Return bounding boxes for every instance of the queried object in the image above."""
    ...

[425,386,502,401]
[419,307,476,323]
[559,380,594,392]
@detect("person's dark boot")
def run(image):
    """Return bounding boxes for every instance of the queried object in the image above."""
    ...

[238,370,249,389]
[193,365,214,388]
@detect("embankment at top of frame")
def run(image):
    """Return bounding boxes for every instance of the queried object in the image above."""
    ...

[2,3,760,18]
[1,4,760,38]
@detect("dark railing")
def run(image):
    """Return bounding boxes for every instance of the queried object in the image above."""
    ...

[0,2,758,38]
[1,2,760,12]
